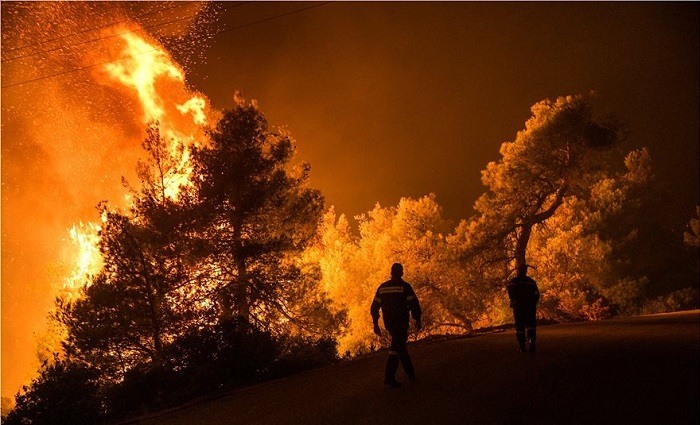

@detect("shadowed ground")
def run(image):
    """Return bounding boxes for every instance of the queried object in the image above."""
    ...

[126,310,699,425]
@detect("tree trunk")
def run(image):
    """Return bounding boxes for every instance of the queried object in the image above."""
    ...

[144,278,164,364]
[219,258,250,323]
[218,289,234,321]
[230,217,251,323]
[514,183,569,270]
[233,254,250,323]
[514,223,533,270]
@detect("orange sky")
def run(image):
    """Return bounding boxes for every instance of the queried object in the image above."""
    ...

[187,2,698,221]
[2,1,698,400]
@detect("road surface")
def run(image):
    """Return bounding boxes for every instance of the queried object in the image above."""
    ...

[126,311,699,425]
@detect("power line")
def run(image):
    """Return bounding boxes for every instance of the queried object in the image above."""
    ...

[1,48,164,90]
[215,1,329,36]
[1,2,330,90]
[1,2,252,64]
[3,2,188,55]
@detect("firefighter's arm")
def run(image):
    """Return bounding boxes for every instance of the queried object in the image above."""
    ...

[406,284,422,330]
[370,290,382,335]
[507,284,516,308]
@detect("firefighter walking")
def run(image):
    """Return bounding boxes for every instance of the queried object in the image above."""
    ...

[507,264,540,353]
[370,263,422,387]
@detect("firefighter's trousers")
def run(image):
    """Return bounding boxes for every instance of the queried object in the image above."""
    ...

[513,307,537,344]
[385,330,414,383]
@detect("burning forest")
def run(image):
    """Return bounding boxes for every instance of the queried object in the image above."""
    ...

[2,2,698,423]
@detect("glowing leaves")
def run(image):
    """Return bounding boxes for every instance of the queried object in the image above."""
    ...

[311,195,483,354]
[468,95,626,268]
[623,147,653,185]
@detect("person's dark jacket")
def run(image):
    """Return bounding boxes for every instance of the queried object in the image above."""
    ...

[507,275,540,310]
[370,277,421,333]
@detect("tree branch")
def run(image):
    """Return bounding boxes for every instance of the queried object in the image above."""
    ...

[532,182,569,224]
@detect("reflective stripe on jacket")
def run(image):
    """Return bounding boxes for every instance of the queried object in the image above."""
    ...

[370,278,421,332]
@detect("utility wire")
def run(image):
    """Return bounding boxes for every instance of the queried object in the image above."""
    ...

[214,1,328,36]
[2,49,166,90]
[1,2,252,64]
[1,2,330,90]
[3,1,188,54]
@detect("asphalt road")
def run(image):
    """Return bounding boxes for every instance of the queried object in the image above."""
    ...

[128,311,699,425]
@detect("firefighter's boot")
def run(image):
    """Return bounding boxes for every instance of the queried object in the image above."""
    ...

[384,353,401,387]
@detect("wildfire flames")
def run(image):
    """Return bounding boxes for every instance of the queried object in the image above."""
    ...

[2,2,220,397]
[63,29,216,299]
[64,222,102,299]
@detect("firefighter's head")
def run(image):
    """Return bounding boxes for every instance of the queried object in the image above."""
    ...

[517,263,529,277]
[391,263,404,278]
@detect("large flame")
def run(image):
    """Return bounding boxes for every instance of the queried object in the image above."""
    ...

[64,222,102,299]
[103,33,186,124]
[1,3,219,399]
[62,31,218,296]
[99,31,216,200]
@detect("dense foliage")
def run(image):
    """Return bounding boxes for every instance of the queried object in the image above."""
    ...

[3,359,102,425]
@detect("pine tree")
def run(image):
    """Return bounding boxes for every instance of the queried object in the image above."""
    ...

[189,97,330,333]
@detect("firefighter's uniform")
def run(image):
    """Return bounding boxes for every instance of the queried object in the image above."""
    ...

[507,273,540,352]
[370,276,422,385]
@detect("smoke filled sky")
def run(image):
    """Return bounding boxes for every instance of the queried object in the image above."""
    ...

[185,1,699,221]
[1,1,698,400]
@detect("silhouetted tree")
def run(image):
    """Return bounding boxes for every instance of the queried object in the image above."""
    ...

[3,359,103,425]
[189,96,332,334]
[59,126,210,379]
[22,103,344,421]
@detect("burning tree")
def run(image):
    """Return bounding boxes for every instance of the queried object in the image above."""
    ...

[51,99,342,417]
[5,4,342,417]
[59,127,209,379]
[59,97,342,375]
[188,97,340,335]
